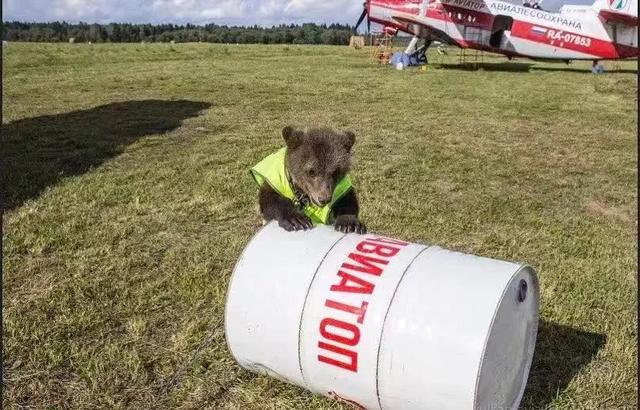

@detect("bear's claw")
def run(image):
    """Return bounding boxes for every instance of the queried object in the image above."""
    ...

[334,214,367,234]
[279,210,313,231]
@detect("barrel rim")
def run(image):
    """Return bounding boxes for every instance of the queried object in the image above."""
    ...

[223,221,273,365]
[374,244,431,410]
[472,264,540,410]
[297,232,348,386]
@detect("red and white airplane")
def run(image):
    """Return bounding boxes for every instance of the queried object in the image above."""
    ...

[354,0,638,62]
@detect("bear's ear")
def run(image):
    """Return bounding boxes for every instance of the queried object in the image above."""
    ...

[282,126,304,149]
[342,130,356,152]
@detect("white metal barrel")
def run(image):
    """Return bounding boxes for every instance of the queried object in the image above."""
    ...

[225,222,539,410]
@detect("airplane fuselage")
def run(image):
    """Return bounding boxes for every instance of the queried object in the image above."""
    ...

[368,0,638,60]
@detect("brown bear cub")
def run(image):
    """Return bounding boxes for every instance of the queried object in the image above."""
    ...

[252,126,366,233]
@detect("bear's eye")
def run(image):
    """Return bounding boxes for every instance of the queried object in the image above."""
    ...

[307,169,317,177]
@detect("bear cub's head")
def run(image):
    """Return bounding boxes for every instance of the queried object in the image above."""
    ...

[283,126,355,207]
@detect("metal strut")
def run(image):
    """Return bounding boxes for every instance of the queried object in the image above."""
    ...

[404,35,421,55]
[405,35,431,65]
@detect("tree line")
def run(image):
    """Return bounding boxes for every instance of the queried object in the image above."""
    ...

[2,21,356,45]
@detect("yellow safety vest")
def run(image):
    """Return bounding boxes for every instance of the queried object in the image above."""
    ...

[250,148,353,225]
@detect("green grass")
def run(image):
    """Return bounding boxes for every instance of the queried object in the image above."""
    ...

[3,42,637,409]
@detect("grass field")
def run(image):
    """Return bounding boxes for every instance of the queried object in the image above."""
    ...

[2,42,637,409]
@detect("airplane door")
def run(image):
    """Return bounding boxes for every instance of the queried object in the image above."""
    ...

[616,24,638,47]
[489,15,513,48]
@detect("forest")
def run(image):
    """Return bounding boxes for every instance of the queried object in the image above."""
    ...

[2,21,355,45]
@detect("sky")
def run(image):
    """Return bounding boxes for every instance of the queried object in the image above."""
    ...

[3,0,594,26]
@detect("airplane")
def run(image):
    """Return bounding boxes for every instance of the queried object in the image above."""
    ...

[353,0,638,64]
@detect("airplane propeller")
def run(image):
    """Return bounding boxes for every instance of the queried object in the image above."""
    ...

[354,1,371,33]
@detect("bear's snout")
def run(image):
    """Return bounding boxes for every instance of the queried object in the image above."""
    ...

[308,183,333,207]
[316,193,332,206]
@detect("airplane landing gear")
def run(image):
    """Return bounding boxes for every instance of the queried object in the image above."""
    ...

[414,42,430,64]
[405,35,431,65]
[405,35,421,55]
[592,60,605,74]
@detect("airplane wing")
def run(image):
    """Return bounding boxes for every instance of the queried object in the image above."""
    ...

[598,9,639,26]
[391,11,465,47]
[391,10,429,27]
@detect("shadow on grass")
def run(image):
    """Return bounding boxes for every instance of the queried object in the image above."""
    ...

[2,99,211,210]
[435,62,534,72]
[531,66,638,74]
[521,320,606,409]
[435,62,637,74]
